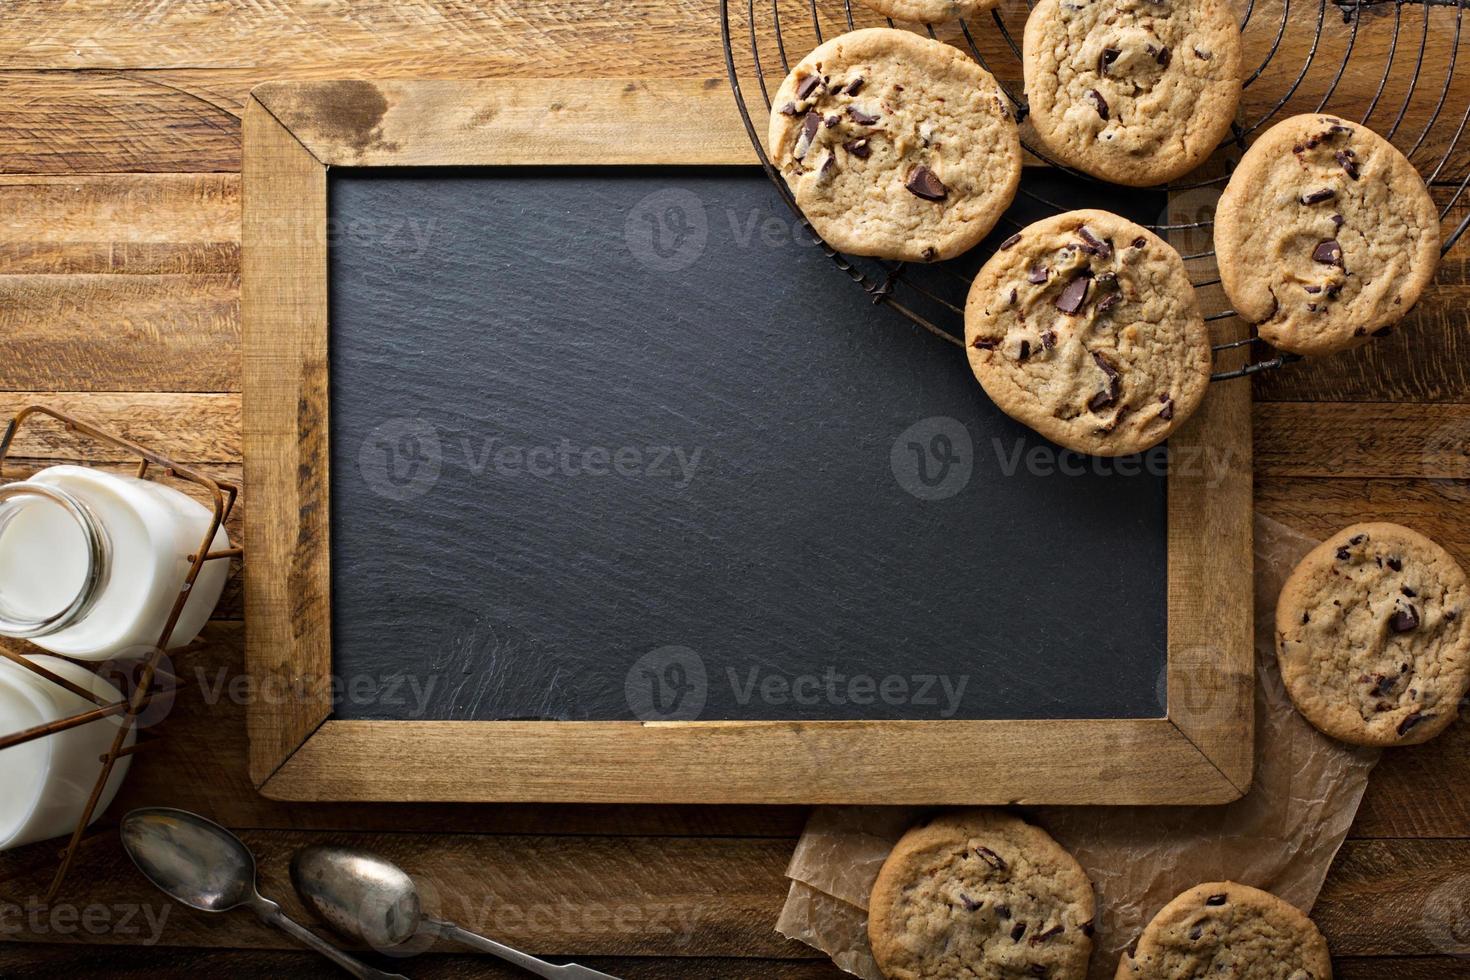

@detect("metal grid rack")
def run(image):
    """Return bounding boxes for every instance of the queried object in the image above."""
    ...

[721,0,1470,381]
[0,406,241,904]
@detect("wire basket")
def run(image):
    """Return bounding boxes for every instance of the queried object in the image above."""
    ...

[0,406,241,904]
[720,0,1470,380]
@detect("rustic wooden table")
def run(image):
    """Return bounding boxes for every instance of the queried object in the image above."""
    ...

[1,1,1468,977]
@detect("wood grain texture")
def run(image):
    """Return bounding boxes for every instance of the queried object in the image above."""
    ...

[0,71,242,174]
[0,827,809,959]
[11,1,1470,177]
[0,947,852,980]
[1165,181,1255,794]
[2,835,1463,966]
[260,717,1239,805]
[1315,838,1470,957]
[240,96,333,787]
[1257,477,1470,570]
[0,174,237,275]
[0,394,240,463]
[1254,402,1470,479]
[1,947,1463,980]
[253,78,753,167]
[0,273,238,392]
[1355,715,1470,839]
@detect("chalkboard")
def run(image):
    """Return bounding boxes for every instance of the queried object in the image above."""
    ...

[326,167,1171,724]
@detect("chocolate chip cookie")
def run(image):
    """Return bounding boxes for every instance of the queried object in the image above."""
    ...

[869,810,1095,980]
[1275,522,1470,747]
[1117,881,1332,979]
[1022,0,1242,186]
[855,0,997,23]
[964,209,1212,456]
[1215,114,1441,357]
[767,28,1021,262]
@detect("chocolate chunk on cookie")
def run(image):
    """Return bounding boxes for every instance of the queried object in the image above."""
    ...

[1216,114,1441,357]
[1117,881,1332,979]
[1022,0,1242,186]
[1275,522,1470,747]
[869,809,1094,980]
[767,28,1021,262]
[964,209,1212,456]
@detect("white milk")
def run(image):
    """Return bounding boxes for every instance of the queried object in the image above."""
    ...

[0,466,230,660]
[0,495,89,621]
[0,655,134,850]
[0,678,47,843]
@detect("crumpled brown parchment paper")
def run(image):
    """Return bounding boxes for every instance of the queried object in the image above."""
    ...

[776,514,1380,979]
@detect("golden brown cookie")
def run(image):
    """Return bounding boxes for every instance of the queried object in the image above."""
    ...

[1215,114,1441,357]
[1022,0,1242,186]
[1118,881,1332,979]
[868,809,1094,980]
[1276,522,1470,746]
[964,209,1211,456]
[767,29,1021,262]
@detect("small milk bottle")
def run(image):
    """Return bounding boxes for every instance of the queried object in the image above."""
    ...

[0,465,230,660]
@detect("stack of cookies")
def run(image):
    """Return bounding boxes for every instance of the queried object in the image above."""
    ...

[767,3,1441,456]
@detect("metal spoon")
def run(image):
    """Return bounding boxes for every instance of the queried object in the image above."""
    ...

[291,844,620,979]
[120,808,407,980]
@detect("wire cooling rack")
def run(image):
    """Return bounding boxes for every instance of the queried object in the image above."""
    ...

[721,0,1470,381]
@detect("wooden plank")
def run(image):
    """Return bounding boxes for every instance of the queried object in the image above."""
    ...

[0,174,238,275]
[0,828,809,960]
[2,835,1465,964]
[240,97,333,787]
[1337,962,1470,980]
[0,946,1462,980]
[0,947,849,980]
[1316,838,1470,958]
[252,78,753,167]
[1355,716,1470,839]
[0,393,241,463]
[0,2,722,74]
[1,2,1467,173]
[0,71,241,174]
[1166,180,1255,795]
[261,717,1238,805]
[1257,476,1470,568]
[1255,402,1470,479]
[0,273,239,392]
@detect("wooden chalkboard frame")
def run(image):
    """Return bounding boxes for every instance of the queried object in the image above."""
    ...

[242,78,1254,805]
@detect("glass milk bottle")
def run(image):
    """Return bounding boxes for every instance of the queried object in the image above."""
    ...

[0,465,230,660]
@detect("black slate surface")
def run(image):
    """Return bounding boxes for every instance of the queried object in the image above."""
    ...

[327,167,1170,723]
